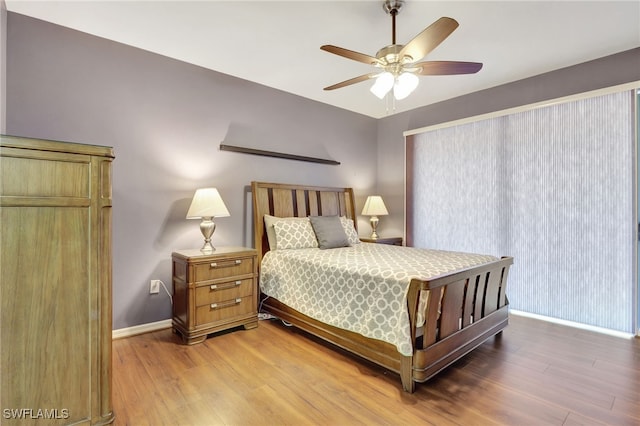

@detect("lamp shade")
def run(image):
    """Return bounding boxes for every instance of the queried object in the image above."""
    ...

[371,71,420,101]
[393,72,419,100]
[186,188,230,219]
[361,195,389,216]
[370,72,394,99]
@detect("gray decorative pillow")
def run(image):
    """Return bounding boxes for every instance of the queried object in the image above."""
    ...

[309,216,350,249]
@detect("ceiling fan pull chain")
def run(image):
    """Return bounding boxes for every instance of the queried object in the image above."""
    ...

[383,91,397,114]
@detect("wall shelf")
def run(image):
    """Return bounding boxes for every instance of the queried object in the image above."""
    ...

[220,144,340,165]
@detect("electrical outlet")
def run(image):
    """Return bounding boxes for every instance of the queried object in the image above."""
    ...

[149,280,161,294]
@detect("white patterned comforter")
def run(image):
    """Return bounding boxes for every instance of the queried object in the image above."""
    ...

[260,243,497,355]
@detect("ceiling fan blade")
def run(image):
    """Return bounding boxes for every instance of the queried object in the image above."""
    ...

[323,73,378,91]
[414,61,483,75]
[321,45,382,66]
[398,17,459,62]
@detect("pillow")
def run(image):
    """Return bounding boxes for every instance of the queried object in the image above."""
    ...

[309,216,350,249]
[263,214,280,250]
[273,217,318,250]
[340,216,360,246]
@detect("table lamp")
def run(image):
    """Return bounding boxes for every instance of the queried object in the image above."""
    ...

[186,187,230,252]
[361,195,388,239]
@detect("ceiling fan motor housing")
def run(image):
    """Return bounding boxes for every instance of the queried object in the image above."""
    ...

[376,44,413,67]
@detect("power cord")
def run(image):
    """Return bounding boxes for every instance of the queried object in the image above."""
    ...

[258,296,276,321]
[157,280,173,305]
[256,296,290,327]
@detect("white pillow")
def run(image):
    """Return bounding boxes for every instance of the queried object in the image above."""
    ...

[273,217,319,250]
[263,214,281,250]
[340,216,360,246]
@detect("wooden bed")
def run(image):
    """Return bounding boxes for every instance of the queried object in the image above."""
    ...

[251,181,513,393]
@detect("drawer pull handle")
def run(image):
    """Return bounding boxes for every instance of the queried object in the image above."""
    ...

[209,281,243,291]
[209,259,242,268]
[210,298,242,310]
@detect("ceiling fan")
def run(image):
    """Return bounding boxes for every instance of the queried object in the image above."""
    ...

[321,0,482,101]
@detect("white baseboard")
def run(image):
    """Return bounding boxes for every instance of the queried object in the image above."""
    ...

[112,319,172,340]
[509,310,635,339]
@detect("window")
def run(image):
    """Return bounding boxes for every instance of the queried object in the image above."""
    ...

[406,89,636,333]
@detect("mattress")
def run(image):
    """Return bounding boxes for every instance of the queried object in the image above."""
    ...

[259,243,497,355]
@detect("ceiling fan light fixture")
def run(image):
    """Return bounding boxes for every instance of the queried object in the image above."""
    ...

[321,1,482,105]
[393,72,419,100]
[370,72,395,99]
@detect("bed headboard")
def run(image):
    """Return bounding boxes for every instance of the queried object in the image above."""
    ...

[251,181,357,264]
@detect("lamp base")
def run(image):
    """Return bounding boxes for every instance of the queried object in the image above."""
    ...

[369,216,379,239]
[199,217,217,253]
[200,242,215,253]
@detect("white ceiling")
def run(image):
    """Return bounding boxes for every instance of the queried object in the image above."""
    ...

[5,0,640,118]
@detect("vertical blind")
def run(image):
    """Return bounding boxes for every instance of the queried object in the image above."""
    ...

[408,90,636,333]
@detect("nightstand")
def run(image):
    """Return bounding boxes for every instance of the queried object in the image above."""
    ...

[360,236,403,246]
[171,247,258,345]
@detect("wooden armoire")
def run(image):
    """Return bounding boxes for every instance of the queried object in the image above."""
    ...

[0,135,115,425]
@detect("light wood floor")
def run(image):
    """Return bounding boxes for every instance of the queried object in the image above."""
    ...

[112,314,639,425]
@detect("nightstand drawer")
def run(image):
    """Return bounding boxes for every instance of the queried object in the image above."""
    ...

[195,295,254,325]
[194,256,254,281]
[195,278,254,305]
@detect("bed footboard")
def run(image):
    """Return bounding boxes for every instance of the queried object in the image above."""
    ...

[401,256,513,392]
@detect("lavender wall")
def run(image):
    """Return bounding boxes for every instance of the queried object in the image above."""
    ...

[376,48,640,236]
[5,13,377,330]
[0,1,6,133]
